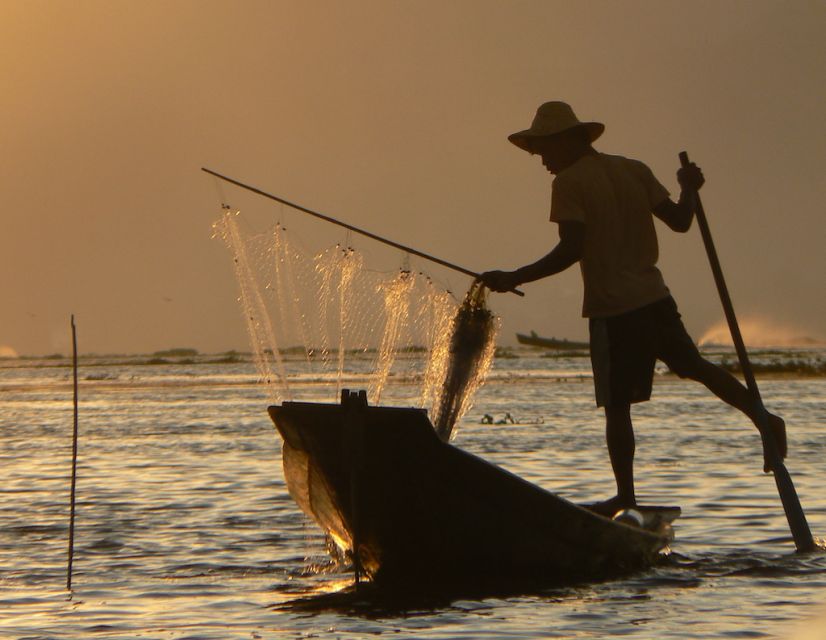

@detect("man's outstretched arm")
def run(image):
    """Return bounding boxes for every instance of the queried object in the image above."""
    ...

[480,220,584,292]
[653,161,705,233]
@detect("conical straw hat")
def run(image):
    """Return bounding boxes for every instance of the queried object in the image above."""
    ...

[508,101,604,152]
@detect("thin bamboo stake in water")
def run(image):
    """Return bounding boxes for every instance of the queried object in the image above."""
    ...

[201,167,524,296]
[67,315,79,590]
[679,151,815,552]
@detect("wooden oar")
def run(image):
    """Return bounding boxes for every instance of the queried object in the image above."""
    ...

[679,151,816,552]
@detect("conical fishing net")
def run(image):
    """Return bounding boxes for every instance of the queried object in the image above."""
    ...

[213,209,498,437]
[431,281,499,441]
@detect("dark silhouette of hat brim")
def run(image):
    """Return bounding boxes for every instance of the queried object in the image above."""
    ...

[508,122,605,153]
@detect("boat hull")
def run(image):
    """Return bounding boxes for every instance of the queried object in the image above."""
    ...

[516,331,589,350]
[269,396,673,591]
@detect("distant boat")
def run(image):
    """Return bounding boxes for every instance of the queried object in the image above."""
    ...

[269,391,678,595]
[516,331,589,350]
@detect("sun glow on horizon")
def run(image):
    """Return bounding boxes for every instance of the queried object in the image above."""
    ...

[698,318,825,348]
[0,344,18,358]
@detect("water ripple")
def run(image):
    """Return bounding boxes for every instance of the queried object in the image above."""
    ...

[1,365,825,638]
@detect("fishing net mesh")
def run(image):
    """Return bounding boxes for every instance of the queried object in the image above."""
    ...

[213,208,498,439]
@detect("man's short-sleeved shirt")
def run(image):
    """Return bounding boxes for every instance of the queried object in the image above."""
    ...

[550,152,671,318]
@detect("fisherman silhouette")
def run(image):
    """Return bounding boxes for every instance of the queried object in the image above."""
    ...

[480,102,787,516]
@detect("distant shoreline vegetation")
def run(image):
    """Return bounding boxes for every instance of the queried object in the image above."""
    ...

[152,348,199,357]
[2,347,825,377]
[716,355,826,377]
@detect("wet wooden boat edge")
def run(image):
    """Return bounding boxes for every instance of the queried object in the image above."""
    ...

[267,395,681,590]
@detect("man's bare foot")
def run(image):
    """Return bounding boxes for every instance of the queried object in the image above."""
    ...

[762,412,787,473]
[587,495,636,518]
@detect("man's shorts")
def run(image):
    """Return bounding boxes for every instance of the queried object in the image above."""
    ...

[589,296,702,408]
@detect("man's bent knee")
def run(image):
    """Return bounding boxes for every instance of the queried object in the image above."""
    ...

[664,351,707,380]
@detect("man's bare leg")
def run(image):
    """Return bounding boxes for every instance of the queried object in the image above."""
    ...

[683,357,786,471]
[597,403,636,515]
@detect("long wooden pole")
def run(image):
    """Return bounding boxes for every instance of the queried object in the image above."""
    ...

[679,151,815,552]
[201,167,524,296]
[67,315,79,589]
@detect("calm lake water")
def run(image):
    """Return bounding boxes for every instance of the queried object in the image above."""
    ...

[2,351,825,639]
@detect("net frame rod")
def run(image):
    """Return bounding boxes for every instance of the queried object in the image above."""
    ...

[201,167,524,296]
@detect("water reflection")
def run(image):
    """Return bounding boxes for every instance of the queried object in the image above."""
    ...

[1,358,825,638]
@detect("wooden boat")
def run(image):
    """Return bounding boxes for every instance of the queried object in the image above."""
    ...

[269,390,678,594]
[516,330,590,350]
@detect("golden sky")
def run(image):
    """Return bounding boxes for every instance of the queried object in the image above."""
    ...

[1,0,824,355]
